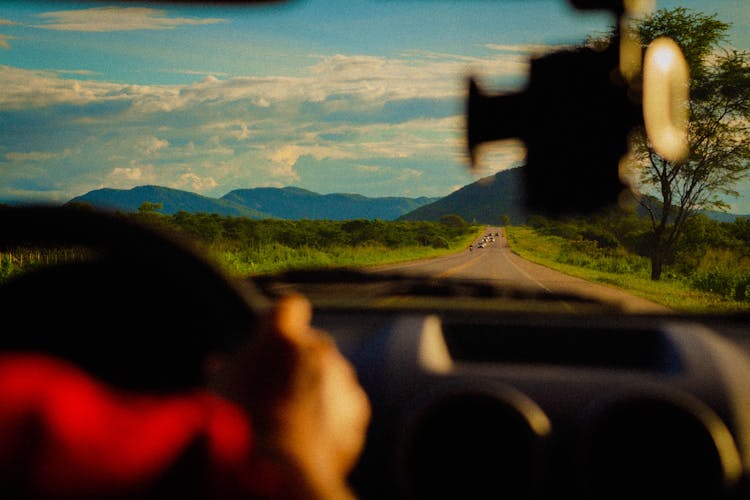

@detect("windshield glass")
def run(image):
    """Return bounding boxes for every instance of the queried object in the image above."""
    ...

[1,0,749,314]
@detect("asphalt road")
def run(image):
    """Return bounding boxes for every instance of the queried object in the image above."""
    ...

[373,226,670,313]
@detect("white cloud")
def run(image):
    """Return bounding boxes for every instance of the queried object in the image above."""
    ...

[396,168,423,181]
[266,144,360,183]
[34,7,226,32]
[0,45,525,115]
[54,69,100,77]
[138,136,169,155]
[270,162,300,182]
[0,44,535,200]
[202,121,253,141]
[470,139,527,175]
[161,69,229,78]
[0,65,138,110]
[109,165,149,182]
[269,144,354,168]
[175,172,217,192]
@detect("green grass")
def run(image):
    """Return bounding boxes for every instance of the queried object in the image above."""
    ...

[210,229,483,277]
[0,247,90,283]
[505,226,749,314]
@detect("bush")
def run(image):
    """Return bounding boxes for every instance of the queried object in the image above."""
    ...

[690,268,750,302]
[735,276,750,302]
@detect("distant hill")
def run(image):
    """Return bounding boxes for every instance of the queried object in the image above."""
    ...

[57,178,750,223]
[399,167,749,224]
[67,185,271,218]
[703,210,749,222]
[221,186,439,220]
[66,185,439,221]
[398,167,526,224]
[635,194,749,223]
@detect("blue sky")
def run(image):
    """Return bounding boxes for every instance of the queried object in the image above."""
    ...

[1,0,748,211]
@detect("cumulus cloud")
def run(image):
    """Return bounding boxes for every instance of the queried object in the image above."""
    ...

[202,121,254,141]
[0,65,137,110]
[138,136,169,155]
[0,45,522,116]
[269,144,354,167]
[470,139,527,175]
[175,172,217,192]
[108,165,150,182]
[33,7,226,32]
[0,42,534,200]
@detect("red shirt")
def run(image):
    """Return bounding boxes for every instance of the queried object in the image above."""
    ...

[0,353,278,499]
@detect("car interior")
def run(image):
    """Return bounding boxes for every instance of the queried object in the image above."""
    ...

[1,0,750,498]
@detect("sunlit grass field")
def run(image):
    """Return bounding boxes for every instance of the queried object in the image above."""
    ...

[505,226,750,313]
[210,233,481,276]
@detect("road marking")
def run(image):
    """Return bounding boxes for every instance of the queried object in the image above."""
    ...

[436,253,485,278]
[500,248,577,311]
[501,250,552,292]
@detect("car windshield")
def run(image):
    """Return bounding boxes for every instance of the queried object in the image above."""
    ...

[1,0,749,316]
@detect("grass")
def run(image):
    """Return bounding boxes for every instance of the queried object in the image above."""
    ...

[209,229,483,277]
[505,226,749,314]
[0,247,90,283]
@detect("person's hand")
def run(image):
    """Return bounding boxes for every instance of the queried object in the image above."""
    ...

[216,294,371,499]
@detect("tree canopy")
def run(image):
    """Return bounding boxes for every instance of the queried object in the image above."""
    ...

[627,7,750,280]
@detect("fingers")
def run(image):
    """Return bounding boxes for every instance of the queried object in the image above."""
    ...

[233,293,371,492]
[271,294,314,343]
[270,295,340,358]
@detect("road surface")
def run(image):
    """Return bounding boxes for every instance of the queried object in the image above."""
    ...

[372,226,670,313]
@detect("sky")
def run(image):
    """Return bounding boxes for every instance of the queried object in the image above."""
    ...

[1,0,749,211]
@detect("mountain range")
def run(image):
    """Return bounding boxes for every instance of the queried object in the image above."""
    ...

[66,184,441,221]
[64,166,748,223]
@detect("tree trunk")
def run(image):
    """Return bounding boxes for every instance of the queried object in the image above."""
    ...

[650,251,664,280]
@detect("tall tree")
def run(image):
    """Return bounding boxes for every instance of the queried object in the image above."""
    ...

[628,8,750,280]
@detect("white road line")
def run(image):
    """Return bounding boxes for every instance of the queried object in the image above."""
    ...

[501,250,552,292]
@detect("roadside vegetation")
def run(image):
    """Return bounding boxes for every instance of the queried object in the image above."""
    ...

[0,206,481,282]
[163,211,481,276]
[5,201,750,313]
[505,209,750,313]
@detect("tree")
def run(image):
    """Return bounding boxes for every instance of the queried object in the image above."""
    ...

[138,201,163,214]
[627,8,750,280]
[500,214,511,227]
[439,214,468,231]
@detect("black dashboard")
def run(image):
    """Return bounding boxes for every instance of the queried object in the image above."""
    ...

[311,307,750,499]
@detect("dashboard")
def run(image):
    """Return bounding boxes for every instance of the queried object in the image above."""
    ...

[2,0,748,496]
[311,307,750,499]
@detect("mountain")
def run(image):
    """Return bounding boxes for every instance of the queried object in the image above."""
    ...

[399,167,750,224]
[221,186,439,220]
[398,167,526,224]
[66,185,271,218]
[62,179,749,223]
[66,185,439,220]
